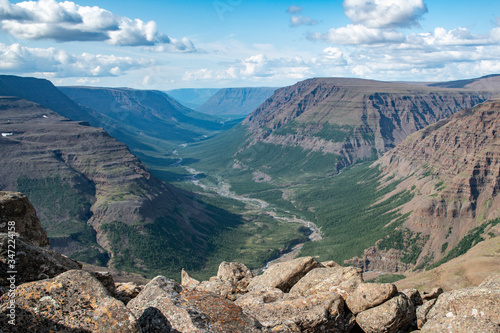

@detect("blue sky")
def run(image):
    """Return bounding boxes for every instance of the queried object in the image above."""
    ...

[1,0,500,89]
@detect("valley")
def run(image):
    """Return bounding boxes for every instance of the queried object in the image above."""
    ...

[1,74,500,285]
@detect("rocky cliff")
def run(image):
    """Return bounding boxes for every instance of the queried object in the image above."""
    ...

[244,78,490,165]
[0,97,238,276]
[355,98,500,272]
[196,87,277,116]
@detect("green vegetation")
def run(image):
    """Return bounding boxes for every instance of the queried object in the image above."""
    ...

[378,228,428,264]
[17,175,93,237]
[441,242,449,253]
[366,274,406,284]
[427,218,500,270]
[312,123,354,142]
[291,163,414,264]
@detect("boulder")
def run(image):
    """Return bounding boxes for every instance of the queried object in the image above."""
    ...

[0,234,81,287]
[235,287,355,332]
[217,261,254,283]
[0,191,49,247]
[195,278,236,300]
[89,271,116,296]
[127,276,266,333]
[420,314,500,333]
[320,260,339,268]
[0,270,141,332]
[289,266,363,298]
[402,288,423,307]
[248,257,322,293]
[115,282,143,305]
[181,268,200,288]
[416,298,437,329]
[425,279,500,326]
[345,283,398,315]
[421,287,443,301]
[355,293,415,333]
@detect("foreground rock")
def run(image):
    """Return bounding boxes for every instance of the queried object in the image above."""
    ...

[235,288,355,332]
[346,283,398,315]
[0,191,49,247]
[355,293,415,333]
[191,261,254,300]
[128,276,266,332]
[289,266,363,298]
[420,274,500,330]
[248,257,322,292]
[0,270,141,332]
[0,234,81,287]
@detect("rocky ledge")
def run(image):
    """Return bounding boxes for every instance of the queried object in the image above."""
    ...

[1,191,499,332]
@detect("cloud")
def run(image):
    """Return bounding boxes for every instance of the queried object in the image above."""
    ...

[0,43,153,77]
[310,24,404,44]
[0,0,195,51]
[290,15,318,27]
[286,5,318,27]
[343,0,427,29]
[286,5,303,14]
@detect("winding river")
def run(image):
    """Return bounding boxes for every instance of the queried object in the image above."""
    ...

[172,149,322,267]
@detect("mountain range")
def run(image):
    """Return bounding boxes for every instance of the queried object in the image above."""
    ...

[1,73,499,281]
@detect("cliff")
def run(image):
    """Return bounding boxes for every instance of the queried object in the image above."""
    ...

[359,98,500,272]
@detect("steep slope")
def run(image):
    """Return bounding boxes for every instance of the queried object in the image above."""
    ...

[0,75,96,123]
[357,98,500,272]
[59,86,234,144]
[59,86,239,180]
[196,87,277,116]
[0,96,242,277]
[183,77,491,189]
[166,88,220,109]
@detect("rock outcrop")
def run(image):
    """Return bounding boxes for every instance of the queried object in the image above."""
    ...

[127,276,266,333]
[248,256,322,292]
[0,191,49,247]
[0,270,141,332]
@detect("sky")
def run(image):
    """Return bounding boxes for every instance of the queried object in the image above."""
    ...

[1,0,500,90]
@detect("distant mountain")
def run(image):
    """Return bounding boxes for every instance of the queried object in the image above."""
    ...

[59,86,240,180]
[427,74,500,90]
[350,98,500,272]
[166,88,220,109]
[183,77,492,190]
[0,96,242,277]
[0,75,97,123]
[195,87,277,117]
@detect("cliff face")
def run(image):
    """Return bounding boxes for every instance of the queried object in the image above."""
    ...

[364,99,500,271]
[196,87,277,116]
[243,78,490,169]
[0,97,233,274]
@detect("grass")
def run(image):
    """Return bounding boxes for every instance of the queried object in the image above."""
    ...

[426,218,500,270]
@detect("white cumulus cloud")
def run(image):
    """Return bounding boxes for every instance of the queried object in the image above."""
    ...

[0,0,195,51]
[0,43,153,77]
[343,0,427,29]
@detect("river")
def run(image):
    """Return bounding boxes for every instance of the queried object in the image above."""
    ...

[173,149,322,267]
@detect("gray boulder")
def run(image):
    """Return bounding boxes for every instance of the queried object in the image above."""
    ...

[248,257,322,293]
[128,275,266,333]
[0,270,141,332]
[355,293,415,333]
